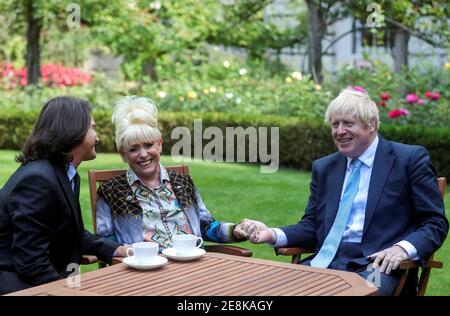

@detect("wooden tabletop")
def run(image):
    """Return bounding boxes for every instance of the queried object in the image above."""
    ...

[7,252,378,296]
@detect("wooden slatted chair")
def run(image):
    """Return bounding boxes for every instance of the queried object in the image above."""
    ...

[81,165,252,266]
[275,177,446,296]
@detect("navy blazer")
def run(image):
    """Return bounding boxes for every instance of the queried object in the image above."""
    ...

[281,136,448,266]
[0,159,120,291]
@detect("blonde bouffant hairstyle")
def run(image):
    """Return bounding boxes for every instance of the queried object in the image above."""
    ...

[112,96,161,151]
[325,89,380,130]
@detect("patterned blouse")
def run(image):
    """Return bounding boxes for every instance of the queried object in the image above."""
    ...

[96,165,241,249]
[128,168,194,248]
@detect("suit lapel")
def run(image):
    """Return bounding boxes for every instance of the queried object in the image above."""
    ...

[53,164,83,233]
[324,154,347,234]
[362,137,395,236]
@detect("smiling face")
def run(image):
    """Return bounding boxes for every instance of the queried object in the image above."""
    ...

[70,117,99,167]
[331,113,376,158]
[120,139,162,181]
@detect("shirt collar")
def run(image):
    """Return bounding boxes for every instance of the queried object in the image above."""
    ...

[66,163,77,182]
[126,164,170,190]
[346,135,379,169]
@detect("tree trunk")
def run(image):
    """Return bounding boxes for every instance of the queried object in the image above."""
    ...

[142,59,158,82]
[306,0,324,84]
[25,0,42,86]
[392,28,409,73]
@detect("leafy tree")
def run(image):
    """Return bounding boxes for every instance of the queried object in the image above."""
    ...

[208,0,306,60]
[88,0,223,81]
[343,0,449,72]
[90,0,305,82]
[0,0,91,85]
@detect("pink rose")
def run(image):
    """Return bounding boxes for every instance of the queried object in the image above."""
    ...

[353,86,366,93]
[405,93,419,104]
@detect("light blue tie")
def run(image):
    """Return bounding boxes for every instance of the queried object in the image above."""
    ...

[310,159,363,268]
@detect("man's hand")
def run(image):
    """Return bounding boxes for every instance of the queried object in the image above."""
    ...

[113,244,132,257]
[234,219,268,240]
[234,219,276,244]
[368,245,409,274]
[250,229,277,245]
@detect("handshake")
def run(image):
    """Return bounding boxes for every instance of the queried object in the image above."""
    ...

[233,219,277,244]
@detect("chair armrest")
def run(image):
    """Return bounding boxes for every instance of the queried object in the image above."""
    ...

[81,255,124,265]
[111,257,124,265]
[275,247,313,256]
[399,259,443,270]
[80,255,98,265]
[204,245,252,257]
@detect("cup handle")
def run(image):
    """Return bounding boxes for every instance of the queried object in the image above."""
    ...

[126,248,134,257]
[196,237,204,248]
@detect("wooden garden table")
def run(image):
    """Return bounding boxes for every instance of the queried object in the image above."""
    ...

[7,252,377,296]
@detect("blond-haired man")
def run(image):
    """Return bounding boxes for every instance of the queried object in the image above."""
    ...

[235,89,448,295]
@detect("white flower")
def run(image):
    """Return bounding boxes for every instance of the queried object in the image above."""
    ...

[235,97,241,104]
[291,71,302,80]
[149,1,161,10]
[225,92,234,99]
[239,68,247,76]
[223,60,230,68]
[285,77,292,83]
[157,91,167,99]
[210,86,217,93]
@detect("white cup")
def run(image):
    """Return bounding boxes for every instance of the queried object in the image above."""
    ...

[172,234,203,256]
[126,242,159,264]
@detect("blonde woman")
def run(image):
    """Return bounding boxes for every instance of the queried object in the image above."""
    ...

[96,96,244,249]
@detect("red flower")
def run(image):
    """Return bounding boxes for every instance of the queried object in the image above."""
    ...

[380,92,391,101]
[425,91,441,101]
[430,92,441,101]
[379,101,387,107]
[0,63,91,88]
[389,109,409,119]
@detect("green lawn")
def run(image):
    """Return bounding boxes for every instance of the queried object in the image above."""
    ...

[1,150,449,295]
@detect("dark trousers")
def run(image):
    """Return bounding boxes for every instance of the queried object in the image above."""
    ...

[0,271,32,295]
[301,242,407,296]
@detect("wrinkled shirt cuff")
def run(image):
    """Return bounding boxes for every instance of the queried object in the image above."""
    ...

[396,240,419,260]
[271,228,288,248]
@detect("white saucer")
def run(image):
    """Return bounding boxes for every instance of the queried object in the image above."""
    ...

[123,255,168,270]
[162,248,206,261]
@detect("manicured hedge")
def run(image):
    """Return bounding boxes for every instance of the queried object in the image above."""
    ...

[1,109,449,178]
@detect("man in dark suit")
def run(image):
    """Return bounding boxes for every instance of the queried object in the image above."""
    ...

[0,96,128,295]
[235,89,448,295]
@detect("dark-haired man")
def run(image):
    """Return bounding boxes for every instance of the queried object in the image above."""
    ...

[0,96,127,295]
